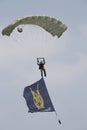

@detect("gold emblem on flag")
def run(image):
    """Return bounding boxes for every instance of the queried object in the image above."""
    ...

[30,83,44,109]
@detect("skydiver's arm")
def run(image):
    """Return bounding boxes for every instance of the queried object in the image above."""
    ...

[37,58,39,65]
[43,58,45,64]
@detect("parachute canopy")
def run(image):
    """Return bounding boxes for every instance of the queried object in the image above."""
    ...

[2,15,67,37]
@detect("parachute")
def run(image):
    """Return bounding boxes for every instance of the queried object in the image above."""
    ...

[2,15,67,37]
[2,16,65,124]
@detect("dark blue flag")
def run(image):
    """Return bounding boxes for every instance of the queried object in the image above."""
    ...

[23,78,55,113]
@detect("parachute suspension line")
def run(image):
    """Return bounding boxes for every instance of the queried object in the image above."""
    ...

[11,36,22,46]
[39,30,48,57]
[16,26,27,46]
[41,32,47,57]
[11,26,27,48]
[10,36,25,48]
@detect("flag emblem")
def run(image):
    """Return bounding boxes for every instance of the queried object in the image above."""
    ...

[23,78,55,113]
[29,83,45,109]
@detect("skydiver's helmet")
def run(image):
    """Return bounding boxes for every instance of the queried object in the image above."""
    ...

[17,27,23,33]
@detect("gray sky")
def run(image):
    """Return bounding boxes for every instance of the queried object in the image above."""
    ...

[0,0,87,130]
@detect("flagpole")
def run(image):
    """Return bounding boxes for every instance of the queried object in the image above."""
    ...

[55,110,61,125]
[42,77,62,125]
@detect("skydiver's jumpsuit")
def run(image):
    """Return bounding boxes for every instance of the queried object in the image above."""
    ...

[37,61,46,77]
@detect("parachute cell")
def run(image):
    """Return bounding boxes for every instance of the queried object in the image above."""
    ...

[2,15,67,37]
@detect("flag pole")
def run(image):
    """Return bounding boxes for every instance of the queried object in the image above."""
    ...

[55,110,61,125]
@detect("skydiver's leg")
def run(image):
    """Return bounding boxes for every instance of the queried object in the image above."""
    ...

[43,69,46,77]
[41,69,43,77]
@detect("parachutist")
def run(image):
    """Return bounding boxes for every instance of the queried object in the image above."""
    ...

[37,58,46,77]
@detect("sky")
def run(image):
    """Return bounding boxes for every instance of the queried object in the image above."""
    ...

[0,0,87,130]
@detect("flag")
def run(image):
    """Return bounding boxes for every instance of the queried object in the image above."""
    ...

[23,78,55,113]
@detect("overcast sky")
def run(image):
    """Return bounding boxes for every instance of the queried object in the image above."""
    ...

[0,0,87,130]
